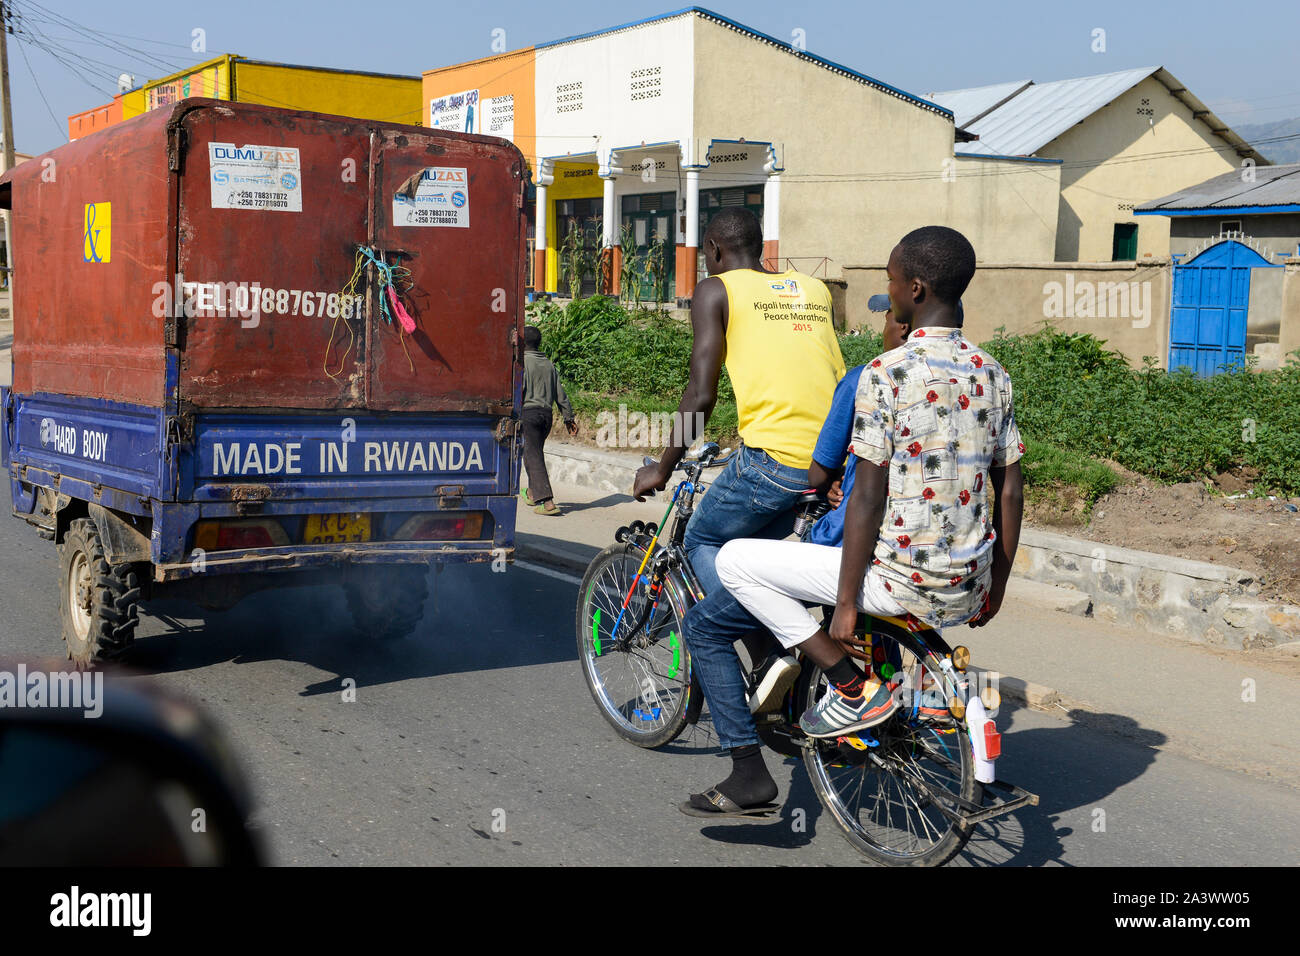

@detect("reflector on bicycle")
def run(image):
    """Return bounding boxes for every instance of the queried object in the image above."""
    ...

[982,722,1002,761]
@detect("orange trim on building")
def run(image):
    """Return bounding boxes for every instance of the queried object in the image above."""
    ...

[68,98,122,141]
[608,246,623,296]
[422,48,536,165]
[675,245,697,299]
[532,248,548,293]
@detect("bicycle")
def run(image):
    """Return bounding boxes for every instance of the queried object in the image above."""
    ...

[575,442,1038,866]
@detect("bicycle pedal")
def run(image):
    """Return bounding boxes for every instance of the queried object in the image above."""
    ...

[632,707,662,721]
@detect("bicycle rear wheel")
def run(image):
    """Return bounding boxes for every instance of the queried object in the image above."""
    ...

[801,631,983,867]
[576,544,694,748]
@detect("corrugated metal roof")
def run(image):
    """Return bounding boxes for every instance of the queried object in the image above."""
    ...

[927,79,1030,128]
[932,66,1262,164]
[1136,163,1300,211]
[949,66,1158,156]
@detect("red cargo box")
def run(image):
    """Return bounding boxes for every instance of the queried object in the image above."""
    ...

[0,98,526,414]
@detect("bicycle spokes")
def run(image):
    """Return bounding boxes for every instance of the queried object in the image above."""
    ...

[580,546,693,747]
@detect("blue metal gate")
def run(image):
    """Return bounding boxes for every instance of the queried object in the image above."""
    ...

[1169,240,1277,376]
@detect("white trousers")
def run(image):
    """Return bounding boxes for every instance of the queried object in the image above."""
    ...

[716,539,906,649]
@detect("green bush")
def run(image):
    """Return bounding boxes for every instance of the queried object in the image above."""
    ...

[531,300,1300,495]
[531,297,735,402]
[838,328,886,369]
[1020,438,1118,517]
[984,326,1300,494]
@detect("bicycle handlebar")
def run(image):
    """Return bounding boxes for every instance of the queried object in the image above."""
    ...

[641,449,735,473]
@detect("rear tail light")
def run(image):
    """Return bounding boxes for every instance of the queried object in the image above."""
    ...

[982,723,1002,761]
[966,695,998,784]
[394,511,486,541]
[194,519,291,551]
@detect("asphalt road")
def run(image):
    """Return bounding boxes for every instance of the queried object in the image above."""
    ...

[1,485,1298,866]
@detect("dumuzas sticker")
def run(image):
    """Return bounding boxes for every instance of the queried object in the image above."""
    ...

[209,143,302,212]
[392,167,470,228]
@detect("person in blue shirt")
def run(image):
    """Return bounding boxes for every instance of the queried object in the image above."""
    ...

[806,363,865,547]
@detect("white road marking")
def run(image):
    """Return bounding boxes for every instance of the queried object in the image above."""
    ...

[513,559,583,585]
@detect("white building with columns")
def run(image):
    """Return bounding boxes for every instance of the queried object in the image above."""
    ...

[422,7,1062,303]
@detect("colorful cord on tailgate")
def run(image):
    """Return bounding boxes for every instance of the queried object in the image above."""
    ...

[325,245,418,380]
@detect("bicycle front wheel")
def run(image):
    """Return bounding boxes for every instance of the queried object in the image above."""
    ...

[801,635,983,867]
[576,544,695,748]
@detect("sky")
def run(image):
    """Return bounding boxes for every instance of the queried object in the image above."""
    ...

[6,0,1296,156]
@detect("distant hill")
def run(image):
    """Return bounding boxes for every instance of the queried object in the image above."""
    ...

[1236,117,1300,164]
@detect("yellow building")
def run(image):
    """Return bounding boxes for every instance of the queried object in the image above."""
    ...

[930,68,1265,262]
[68,55,421,141]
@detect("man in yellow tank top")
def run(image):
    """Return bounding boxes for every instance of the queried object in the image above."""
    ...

[632,208,844,815]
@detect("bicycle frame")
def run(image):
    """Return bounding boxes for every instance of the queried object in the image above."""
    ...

[608,454,719,650]
[583,446,1040,860]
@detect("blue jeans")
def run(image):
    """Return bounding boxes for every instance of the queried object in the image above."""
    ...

[682,445,810,750]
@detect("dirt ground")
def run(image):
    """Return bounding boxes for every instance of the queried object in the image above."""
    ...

[1027,464,1300,606]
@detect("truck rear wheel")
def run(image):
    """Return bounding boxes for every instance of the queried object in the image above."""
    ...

[59,517,142,667]
[343,566,429,641]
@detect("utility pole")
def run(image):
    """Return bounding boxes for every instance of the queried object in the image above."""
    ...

[0,0,14,310]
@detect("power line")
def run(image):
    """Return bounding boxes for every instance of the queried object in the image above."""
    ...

[13,29,115,96]
[13,25,64,143]
[18,0,191,76]
[19,27,144,82]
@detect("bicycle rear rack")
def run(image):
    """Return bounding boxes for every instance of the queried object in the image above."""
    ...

[960,778,1039,826]
[797,735,1039,828]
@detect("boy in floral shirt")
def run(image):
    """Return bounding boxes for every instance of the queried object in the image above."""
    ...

[715,225,1024,762]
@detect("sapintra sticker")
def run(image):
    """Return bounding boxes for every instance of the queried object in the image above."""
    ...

[209,143,302,212]
[392,166,470,228]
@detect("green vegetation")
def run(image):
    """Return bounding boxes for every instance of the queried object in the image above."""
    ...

[525,299,1300,498]
[983,324,1300,496]
[1019,438,1119,519]
[529,295,738,440]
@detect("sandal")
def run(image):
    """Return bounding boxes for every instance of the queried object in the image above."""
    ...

[677,787,781,820]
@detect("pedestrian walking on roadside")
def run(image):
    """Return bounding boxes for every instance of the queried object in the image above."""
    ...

[521,325,578,516]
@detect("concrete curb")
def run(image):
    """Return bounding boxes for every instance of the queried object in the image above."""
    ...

[1014,529,1299,651]
[537,441,1300,651]
[541,442,643,495]
[971,665,1061,710]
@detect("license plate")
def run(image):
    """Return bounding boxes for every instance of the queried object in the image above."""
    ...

[304,513,372,544]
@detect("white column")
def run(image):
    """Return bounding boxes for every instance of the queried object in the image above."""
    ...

[601,174,617,248]
[535,183,548,253]
[533,159,554,293]
[685,168,701,248]
[763,173,781,244]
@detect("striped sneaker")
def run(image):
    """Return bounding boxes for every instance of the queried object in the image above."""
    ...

[799,679,900,738]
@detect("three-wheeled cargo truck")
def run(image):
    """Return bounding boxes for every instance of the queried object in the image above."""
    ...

[0,99,525,663]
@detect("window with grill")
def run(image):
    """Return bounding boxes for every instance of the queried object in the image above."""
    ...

[622,192,673,213]
[629,66,662,101]
[556,81,583,113]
